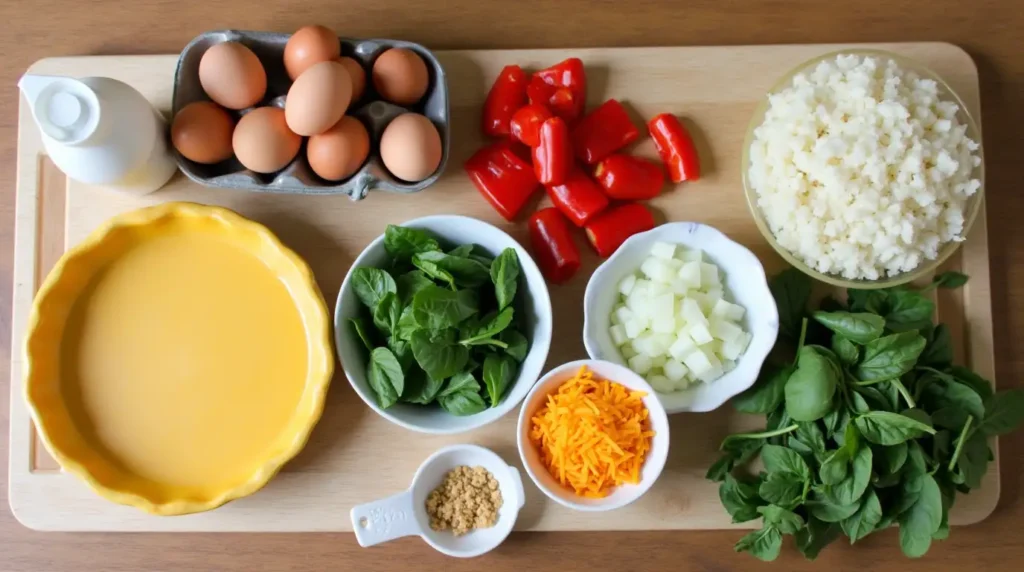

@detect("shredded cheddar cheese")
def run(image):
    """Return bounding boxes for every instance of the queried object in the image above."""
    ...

[529,366,655,498]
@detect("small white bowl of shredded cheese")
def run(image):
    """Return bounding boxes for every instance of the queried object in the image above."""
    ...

[582,222,779,413]
[743,50,984,288]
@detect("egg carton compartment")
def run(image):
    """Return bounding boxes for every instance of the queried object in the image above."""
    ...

[172,29,450,199]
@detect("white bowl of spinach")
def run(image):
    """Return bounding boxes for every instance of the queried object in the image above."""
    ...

[335,215,553,434]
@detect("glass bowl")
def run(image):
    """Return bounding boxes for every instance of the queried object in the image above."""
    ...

[741,49,985,289]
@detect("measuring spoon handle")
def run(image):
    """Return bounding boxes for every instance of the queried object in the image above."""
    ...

[350,490,421,547]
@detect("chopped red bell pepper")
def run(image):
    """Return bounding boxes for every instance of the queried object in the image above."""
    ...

[532,117,572,185]
[571,99,640,164]
[584,203,656,257]
[531,58,587,123]
[528,208,581,284]
[593,154,665,200]
[545,168,610,227]
[510,104,553,147]
[481,65,528,137]
[464,142,540,221]
[648,113,701,183]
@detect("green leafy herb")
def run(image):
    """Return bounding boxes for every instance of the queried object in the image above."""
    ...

[366,347,404,408]
[795,517,841,560]
[383,224,441,262]
[372,292,402,335]
[854,411,936,445]
[411,285,477,331]
[919,324,953,367]
[720,474,763,523]
[979,389,1024,436]
[401,370,444,404]
[459,307,514,347]
[785,345,839,421]
[855,332,927,382]
[351,267,397,310]
[928,271,969,291]
[482,354,516,407]
[758,505,805,534]
[396,270,435,305]
[349,317,375,351]
[883,289,935,333]
[410,329,470,380]
[491,247,520,311]
[832,335,860,366]
[414,250,491,288]
[734,365,792,414]
[841,489,882,543]
[735,526,782,562]
[438,390,488,416]
[759,472,805,509]
[898,474,942,558]
[819,449,849,485]
[770,269,812,342]
[500,329,529,361]
[809,497,859,522]
[827,446,872,505]
[812,311,885,344]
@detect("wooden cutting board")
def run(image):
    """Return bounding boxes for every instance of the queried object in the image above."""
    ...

[8,42,997,531]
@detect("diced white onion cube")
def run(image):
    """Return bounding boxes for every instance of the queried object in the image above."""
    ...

[615,305,634,325]
[647,374,675,393]
[663,359,688,382]
[651,313,676,334]
[683,349,714,377]
[678,261,702,289]
[651,241,676,260]
[623,317,647,339]
[689,322,714,345]
[723,359,737,372]
[700,262,720,288]
[678,248,703,262]
[668,334,697,362]
[609,324,628,346]
[620,344,638,359]
[650,354,667,368]
[618,274,637,297]
[669,279,689,295]
[725,303,746,322]
[628,353,653,375]
[710,319,743,344]
[681,297,708,326]
[698,365,725,383]
[722,331,752,361]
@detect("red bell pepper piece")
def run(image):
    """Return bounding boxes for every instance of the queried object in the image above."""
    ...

[481,65,528,137]
[593,154,665,200]
[510,104,553,147]
[464,142,540,221]
[531,58,587,123]
[648,113,701,182]
[584,203,656,257]
[532,117,572,185]
[528,208,581,284]
[571,99,640,164]
[545,168,610,227]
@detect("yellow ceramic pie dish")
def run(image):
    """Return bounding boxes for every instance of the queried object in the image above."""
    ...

[23,202,333,515]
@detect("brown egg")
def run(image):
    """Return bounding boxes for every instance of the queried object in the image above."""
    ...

[171,102,235,164]
[336,56,366,102]
[285,61,353,136]
[284,25,341,80]
[307,116,370,181]
[372,48,429,105]
[232,107,302,173]
[379,113,443,182]
[198,42,267,110]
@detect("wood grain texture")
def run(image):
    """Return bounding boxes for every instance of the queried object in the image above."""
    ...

[1,0,1023,569]
[5,43,999,533]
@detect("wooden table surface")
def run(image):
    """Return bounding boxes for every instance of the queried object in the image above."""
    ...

[2,0,1022,570]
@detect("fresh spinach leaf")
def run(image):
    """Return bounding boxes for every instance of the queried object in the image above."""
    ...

[395,306,420,340]
[396,270,435,305]
[855,332,927,382]
[980,389,1024,436]
[930,271,969,290]
[809,497,860,522]
[447,244,474,258]
[483,354,517,407]
[758,472,805,509]
[720,474,763,523]
[410,329,470,380]
[820,449,850,485]
[884,289,935,333]
[412,252,457,289]
[785,345,839,422]
[734,364,792,414]
[761,444,812,480]
[920,377,984,425]
[401,369,444,404]
[796,422,826,454]
[919,324,953,367]
[439,371,480,397]
[832,335,860,366]
[876,442,909,477]
[898,473,942,558]
[366,347,404,408]
[707,439,763,482]
[734,526,782,562]
[955,431,990,489]
[847,288,888,314]
[384,224,440,262]
[411,285,477,331]
[417,250,491,288]
[388,337,414,372]
[500,329,529,362]
[459,307,514,347]
[796,517,842,560]
[351,267,397,310]
[950,366,993,400]
[758,505,805,534]
[372,292,402,335]
[855,411,936,445]
[349,317,375,351]
[842,489,882,543]
[491,247,521,311]
[438,390,487,416]
[812,311,885,344]
[769,268,812,342]
[827,445,872,506]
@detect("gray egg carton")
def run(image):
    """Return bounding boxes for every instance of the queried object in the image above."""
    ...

[172,29,449,199]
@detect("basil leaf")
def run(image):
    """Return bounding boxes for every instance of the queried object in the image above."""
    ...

[483,354,517,407]
[734,526,782,562]
[832,335,860,366]
[921,376,983,430]
[366,347,404,409]
[819,449,849,486]
[932,271,969,290]
[500,329,529,362]
[884,289,935,333]
[416,250,491,288]
[769,268,811,342]
[388,337,414,373]
[401,369,444,404]
[898,473,942,558]
[855,332,927,382]
[372,292,402,335]
[491,247,520,311]
[956,431,990,489]
[448,244,474,258]
[438,390,487,416]
[410,329,470,380]
[950,366,994,400]
[796,517,841,560]
[720,474,763,523]
[706,439,763,482]
[384,225,441,262]
[980,389,1024,436]
[411,285,477,331]
[824,408,846,437]
[440,371,480,397]
[412,252,457,289]
[812,311,885,344]
[827,445,872,505]
[796,422,826,454]
[734,364,792,414]
[460,307,514,347]
[761,444,812,480]
[785,345,839,422]
[758,505,804,534]
[808,497,859,522]
[758,472,805,509]
[396,270,435,305]
[395,306,420,340]
[919,324,953,367]
[847,288,888,314]
[855,411,936,445]
[842,489,882,543]
[876,442,909,477]
[349,317,375,351]
[351,267,397,310]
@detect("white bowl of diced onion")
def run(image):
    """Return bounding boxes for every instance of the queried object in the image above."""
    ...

[582,222,779,413]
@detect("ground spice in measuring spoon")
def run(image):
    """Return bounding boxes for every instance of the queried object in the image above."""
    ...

[425,465,503,536]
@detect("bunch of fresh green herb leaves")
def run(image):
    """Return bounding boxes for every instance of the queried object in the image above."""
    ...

[709,269,1024,561]
[349,225,529,416]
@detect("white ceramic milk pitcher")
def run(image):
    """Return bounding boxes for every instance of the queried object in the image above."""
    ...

[18,74,177,195]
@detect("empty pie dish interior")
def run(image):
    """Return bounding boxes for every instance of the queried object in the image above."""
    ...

[23,202,333,515]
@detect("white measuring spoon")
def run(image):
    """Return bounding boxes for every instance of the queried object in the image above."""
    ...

[350,444,526,558]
